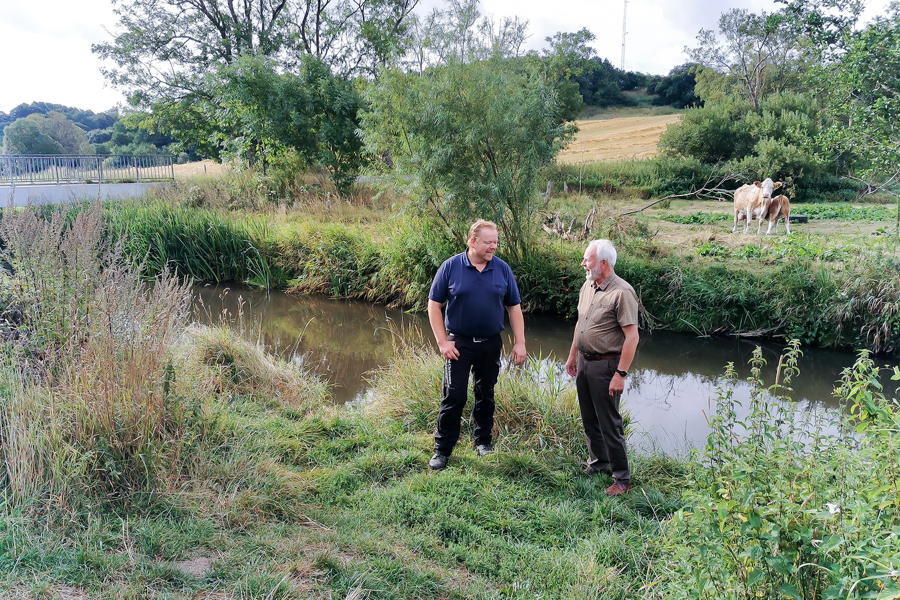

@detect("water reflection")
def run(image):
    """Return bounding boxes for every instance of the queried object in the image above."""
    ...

[192,284,899,454]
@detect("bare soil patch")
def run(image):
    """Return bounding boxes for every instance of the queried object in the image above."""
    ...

[558,114,682,164]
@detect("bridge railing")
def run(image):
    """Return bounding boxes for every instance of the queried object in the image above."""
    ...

[0,154,175,185]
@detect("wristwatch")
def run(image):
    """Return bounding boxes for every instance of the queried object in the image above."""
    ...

[615,369,628,378]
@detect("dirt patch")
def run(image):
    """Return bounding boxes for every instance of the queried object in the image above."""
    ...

[173,554,218,578]
[558,114,682,164]
[173,160,231,181]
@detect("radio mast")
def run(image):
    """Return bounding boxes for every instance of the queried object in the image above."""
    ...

[620,0,628,70]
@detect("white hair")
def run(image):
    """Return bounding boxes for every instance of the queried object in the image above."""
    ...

[587,239,617,268]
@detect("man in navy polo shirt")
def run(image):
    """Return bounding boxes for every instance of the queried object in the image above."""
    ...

[426,219,526,470]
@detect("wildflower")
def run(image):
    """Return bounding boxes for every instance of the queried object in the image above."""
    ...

[825,503,841,515]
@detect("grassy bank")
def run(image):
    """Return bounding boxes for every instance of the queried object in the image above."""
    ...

[101,180,900,353]
[2,203,898,599]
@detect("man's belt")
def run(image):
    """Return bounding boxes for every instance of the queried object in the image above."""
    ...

[448,332,498,343]
[580,351,621,361]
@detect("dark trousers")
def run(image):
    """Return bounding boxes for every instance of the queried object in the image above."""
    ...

[575,355,631,484]
[434,334,502,456]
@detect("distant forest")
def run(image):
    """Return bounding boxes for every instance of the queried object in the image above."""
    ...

[0,101,182,158]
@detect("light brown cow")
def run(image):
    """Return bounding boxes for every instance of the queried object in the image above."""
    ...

[732,178,783,234]
[763,193,791,235]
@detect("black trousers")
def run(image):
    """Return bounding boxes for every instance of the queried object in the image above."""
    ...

[575,355,631,484]
[434,334,502,456]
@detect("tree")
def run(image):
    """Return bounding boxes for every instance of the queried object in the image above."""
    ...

[143,54,365,192]
[1,119,65,154]
[686,8,804,112]
[777,0,900,180]
[1,112,94,155]
[92,0,419,107]
[402,0,530,72]
[31,112,95,155]
[648,63,702,108]
[361,59,575,259]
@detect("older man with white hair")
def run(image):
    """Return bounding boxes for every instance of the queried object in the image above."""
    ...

[565,239,640,496]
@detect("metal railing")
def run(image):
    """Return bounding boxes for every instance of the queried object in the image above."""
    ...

[0,154,175,185]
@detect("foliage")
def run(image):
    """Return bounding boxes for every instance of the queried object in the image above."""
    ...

[659,99,755,163]
[809,12,900,179]
[686,8,804,112]
[361,58,575,259]
[647,63,702,109]
[140,54,366,193]
[5,101,117,131]
[402,0,530,71]
[646,345,900,600]
[0,118,64,154]
[659,91,830,184]
[662,212,731,225]
[92,0,419,108]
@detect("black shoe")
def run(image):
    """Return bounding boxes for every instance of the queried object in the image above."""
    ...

[429,453,448,470]
[475,444,493,457]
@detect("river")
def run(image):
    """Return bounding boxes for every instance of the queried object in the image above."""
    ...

[192,284,899,455]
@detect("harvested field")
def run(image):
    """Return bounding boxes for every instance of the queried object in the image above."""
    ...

[557,114,682,164]
[172,159,231,180]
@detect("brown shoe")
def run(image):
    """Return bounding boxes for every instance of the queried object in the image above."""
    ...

[605,481,632,496]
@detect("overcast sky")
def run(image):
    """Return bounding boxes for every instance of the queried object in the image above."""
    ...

[0,0,891,114]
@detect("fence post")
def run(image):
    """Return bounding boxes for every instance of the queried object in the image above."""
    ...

[99,156,103,183]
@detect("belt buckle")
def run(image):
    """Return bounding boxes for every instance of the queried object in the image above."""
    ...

[473,337,483,343]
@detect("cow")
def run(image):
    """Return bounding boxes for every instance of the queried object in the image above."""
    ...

[763,193,791,235]
[732,178,783,234]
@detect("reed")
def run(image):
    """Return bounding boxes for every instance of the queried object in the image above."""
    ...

[106,201,273,287]
[0,203,194,508]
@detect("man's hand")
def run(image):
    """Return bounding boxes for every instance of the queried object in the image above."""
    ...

[565,355,577,377]
[609,372,625,395]
[510,342,526,366]
[438,339,459,360]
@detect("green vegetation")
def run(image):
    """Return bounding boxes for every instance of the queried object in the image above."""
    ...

[646,346,900,600]
[3,203,898,599]
[99,181,900,354]
[361,58,575,258]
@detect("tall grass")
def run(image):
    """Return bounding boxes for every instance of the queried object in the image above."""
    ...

[106,201,273,287]
[364,336,626,458]
[644,344,900,600]
[0,202,193,507]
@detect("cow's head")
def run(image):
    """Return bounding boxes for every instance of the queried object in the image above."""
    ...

[754,178,783,200]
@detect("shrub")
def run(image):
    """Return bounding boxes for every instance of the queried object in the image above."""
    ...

[645,345,900,600]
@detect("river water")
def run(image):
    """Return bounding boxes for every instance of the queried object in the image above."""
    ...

[193,284,900,455]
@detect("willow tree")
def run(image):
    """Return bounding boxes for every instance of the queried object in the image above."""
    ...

[361,59,574,260]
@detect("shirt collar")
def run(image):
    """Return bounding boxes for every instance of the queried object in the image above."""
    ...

[463,251,493,271]
[593,272,616,291]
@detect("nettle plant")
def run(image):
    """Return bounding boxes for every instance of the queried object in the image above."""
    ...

[647,343,900,600]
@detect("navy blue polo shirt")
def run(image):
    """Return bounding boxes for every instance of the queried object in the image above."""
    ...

[429,251,521,338]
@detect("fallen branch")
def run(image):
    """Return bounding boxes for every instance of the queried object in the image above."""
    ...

[620,172,739,216]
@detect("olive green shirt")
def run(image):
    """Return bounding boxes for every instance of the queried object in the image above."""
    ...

[575,273,639,354]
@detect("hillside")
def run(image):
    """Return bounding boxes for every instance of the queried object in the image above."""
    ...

[557,113,682,164]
